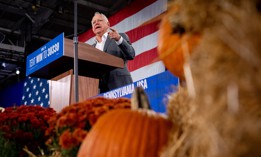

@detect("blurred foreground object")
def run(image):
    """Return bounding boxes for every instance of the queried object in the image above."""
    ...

[157,4,201,80]
[161,0,261,157]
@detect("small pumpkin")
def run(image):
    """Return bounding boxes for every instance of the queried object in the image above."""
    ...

[77,87,173,157]
[157,6,201,80]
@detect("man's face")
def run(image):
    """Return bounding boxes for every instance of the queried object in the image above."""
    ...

[91,14,109,35]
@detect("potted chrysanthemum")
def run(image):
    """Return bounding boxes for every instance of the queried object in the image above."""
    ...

[45,97,131,157]
[0,105,56,157]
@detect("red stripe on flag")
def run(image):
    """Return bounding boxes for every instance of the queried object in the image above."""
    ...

[126,20,160,43]
[79,0,157,42]
[128,47,159,72]
[79,30,94,42]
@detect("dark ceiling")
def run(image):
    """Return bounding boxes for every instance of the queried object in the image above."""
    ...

[0,0,132,89]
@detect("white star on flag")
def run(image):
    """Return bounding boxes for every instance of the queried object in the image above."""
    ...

[21,77,49,107]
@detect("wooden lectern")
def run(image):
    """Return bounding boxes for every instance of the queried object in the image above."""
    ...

[26,33,123,112]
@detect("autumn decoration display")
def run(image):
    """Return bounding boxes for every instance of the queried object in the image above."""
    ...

[160,0,261,157]
[77,87,174,157]
[45,97,131,157]
[0,105,56,157]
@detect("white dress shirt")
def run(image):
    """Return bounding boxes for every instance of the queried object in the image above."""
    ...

[95,31,123,51]
[95,32,108,51]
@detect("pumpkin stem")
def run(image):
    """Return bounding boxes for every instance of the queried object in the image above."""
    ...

[131,87,151,110]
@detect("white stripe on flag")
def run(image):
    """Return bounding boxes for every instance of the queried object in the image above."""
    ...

[130,61,165,82]
[132,31,159,56]
[85,37,95,45]
[111,0,167,32]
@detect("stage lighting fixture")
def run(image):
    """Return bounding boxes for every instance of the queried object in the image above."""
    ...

[16,69,20,75]
[1,62,6,68]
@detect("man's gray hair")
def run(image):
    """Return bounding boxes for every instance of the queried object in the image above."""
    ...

[94,12,109,22]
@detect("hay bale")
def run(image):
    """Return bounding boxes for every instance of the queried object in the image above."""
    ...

[162,0,261,157]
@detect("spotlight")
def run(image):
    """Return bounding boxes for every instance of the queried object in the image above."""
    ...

[1,62,6,68]
[16,69,20,75]
[32,0,40,12]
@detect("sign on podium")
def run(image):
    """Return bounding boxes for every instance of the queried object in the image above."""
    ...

[26,33,124,111]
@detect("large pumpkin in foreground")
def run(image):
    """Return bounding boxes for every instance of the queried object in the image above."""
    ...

[77,109,172,157]
[157,8,201,80]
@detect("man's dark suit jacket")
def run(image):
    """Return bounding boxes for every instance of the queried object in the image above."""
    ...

[93,33,135,93]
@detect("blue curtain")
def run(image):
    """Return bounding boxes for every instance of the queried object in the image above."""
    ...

[0,80,24,108]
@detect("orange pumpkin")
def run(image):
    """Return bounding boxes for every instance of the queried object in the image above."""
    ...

[77,109,172,157]
[157,8,201,80]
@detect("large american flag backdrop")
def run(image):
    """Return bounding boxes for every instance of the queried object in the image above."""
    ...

[18,0,167,108]
[79,0,167,82]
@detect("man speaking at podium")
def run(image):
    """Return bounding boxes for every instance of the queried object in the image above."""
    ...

[91,12,136,93]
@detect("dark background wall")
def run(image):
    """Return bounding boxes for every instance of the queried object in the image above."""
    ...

[0,80,24,108]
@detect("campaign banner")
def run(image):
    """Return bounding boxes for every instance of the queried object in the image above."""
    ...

[26,33,64,76]
[100,71,179,113]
